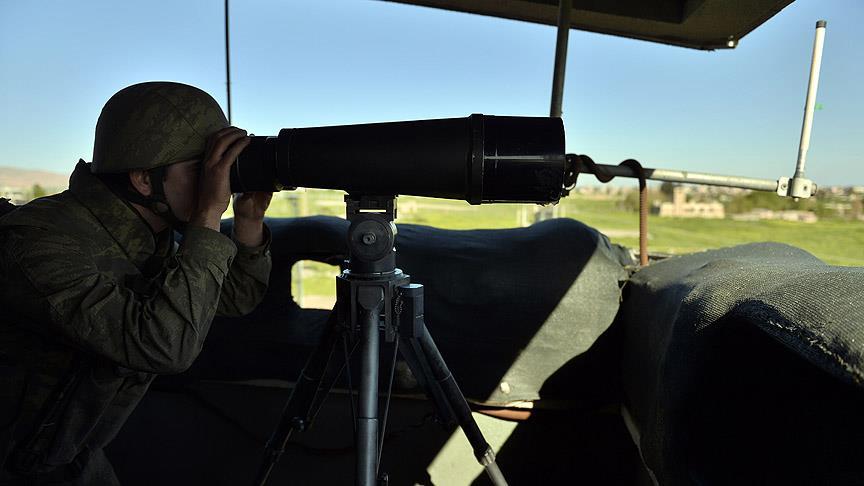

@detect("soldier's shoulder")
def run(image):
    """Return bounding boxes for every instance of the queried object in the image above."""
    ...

[0,191,82,230]
[0,192,94,256]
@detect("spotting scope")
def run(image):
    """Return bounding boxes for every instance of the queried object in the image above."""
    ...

[230,114,568,204]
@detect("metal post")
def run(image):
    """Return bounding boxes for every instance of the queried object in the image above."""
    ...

[549,0,571,118]
[575,161,781,192]
[794,20,826,179]
[225,0,233,124]
[776,19,827,200]
[539,0,572,222]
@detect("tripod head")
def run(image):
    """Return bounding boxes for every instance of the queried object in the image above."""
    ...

[344,195,398,275]
[338,194,407,345]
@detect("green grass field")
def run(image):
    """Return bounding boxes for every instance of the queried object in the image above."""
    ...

[561,196,864,267]
[264,190,864,305]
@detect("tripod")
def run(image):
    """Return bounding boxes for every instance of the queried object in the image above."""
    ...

[254,195,507,486]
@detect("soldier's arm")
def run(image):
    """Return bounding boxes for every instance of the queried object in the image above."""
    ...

[216,223,272,317]
[216,191,274,316]
[1,224,238,374]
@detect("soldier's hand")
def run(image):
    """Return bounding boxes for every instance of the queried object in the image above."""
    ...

[232,192,272,247]
[233,192,272,222]
[190,127,251,232]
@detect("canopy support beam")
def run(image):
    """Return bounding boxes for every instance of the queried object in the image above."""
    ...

[549,0,571,118]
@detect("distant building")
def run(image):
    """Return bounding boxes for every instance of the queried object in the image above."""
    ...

[732,208,818,223]
[824,202,853,216]
[658,187,725,219]
[777,210,819,223]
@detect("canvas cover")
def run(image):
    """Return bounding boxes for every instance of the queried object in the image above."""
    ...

[181,216,634,406]
[617,243,864,484]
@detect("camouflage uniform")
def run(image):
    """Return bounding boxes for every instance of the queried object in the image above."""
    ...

[0,84,271,484]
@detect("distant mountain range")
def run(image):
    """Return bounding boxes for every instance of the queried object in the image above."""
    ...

[0,166,68,189]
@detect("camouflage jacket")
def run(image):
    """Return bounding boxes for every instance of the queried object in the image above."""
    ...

[0,161,271,473]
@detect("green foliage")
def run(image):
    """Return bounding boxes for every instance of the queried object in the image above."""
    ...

[725,190,820,214]
[31,184,47,199]
[659,182,677,202]
[619,190,641,212]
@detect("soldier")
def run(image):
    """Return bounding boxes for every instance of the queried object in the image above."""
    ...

[0,82,273,485]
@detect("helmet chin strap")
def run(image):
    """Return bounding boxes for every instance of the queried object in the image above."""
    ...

[145,166,187,230]
[118,166,186,231]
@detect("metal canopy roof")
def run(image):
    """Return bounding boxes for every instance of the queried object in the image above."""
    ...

[383,0,795,50]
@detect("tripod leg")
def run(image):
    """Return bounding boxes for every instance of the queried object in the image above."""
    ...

[415,325,508,486]
[398,284,508,486]
[398,336,456,426]
[254,310,347,486]
[356,286,385,486]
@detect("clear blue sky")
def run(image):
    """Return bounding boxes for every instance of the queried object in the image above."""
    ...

[1,0,861,186]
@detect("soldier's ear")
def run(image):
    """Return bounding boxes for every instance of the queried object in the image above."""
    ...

[128,169,153,197]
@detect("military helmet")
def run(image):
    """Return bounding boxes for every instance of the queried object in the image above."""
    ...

[91,82,228,173]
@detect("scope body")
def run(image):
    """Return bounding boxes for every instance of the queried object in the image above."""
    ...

[230,114,566,205]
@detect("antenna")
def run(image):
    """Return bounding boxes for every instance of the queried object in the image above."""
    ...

[225,0,232,125]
